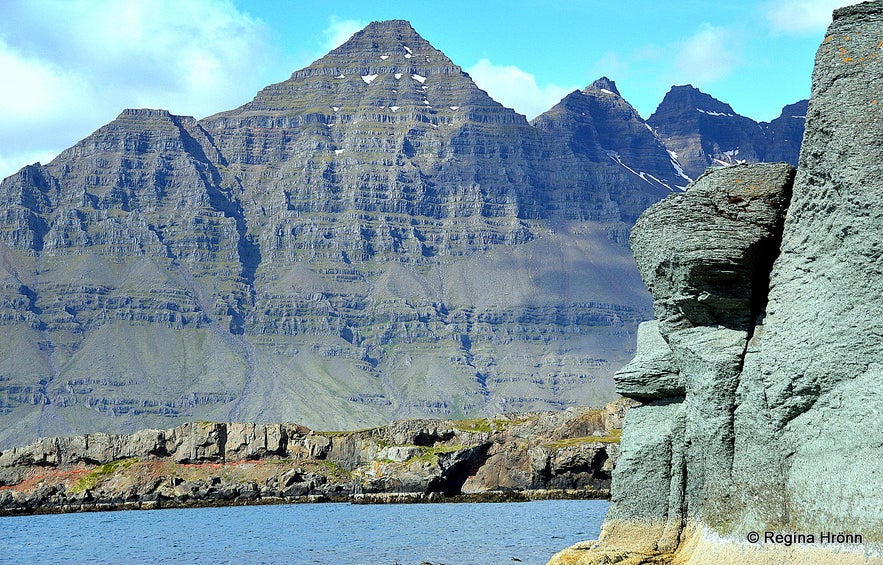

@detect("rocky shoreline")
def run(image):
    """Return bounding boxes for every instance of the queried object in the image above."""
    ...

[0,487,610,517]
[0,402,624,517]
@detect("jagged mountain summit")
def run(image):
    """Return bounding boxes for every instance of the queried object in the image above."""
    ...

[0,20,807,449]
[533,77,693,199]
[648,84,805,180]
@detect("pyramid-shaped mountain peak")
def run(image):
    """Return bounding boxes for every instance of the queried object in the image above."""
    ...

[206,18,521,126]
[588,77,620,96]
[343,19,422,44]
[304,18,457,78]
[533,76,687,198]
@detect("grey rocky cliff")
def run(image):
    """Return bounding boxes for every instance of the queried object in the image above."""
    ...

[550,3,883,564]
[603,161,795,555]
[732,1,883,543]
[0,403,624,514]
[631,163,794,334]
[613,320,682,401]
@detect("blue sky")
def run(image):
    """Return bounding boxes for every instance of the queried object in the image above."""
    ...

[0,0,860,179]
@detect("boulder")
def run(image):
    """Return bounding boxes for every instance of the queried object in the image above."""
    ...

[613,321,682,399]
[631,162,794,333]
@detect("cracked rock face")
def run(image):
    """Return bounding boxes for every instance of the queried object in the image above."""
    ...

[613,320,682,400]
[611,162,795,545]
[561,4,883,563]
[631,162,794,333]
[735,0,883,543]
[603,163,795,553]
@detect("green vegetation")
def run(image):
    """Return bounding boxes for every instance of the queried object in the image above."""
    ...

[321,460,352,481]
[404,444,470,465]
[319,426,379,438]
[452,416,536,434]
[71,458,139,493]
[594,428,622,443]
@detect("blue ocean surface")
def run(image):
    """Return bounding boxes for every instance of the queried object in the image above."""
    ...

[0,499,607,565]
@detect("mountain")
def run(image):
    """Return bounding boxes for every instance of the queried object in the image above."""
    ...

[0,20,677,448]
[763,99,808,164]
[532,78,692,202]
[648,84,806,180]
[0,20,809,450]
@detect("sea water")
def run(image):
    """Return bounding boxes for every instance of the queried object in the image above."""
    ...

[0,499,607,565]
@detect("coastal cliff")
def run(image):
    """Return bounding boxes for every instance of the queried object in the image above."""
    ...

[549,3,883,564]
[0,402,625,515]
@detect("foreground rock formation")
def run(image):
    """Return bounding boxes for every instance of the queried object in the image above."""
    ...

[549,3,883,564]
[0,402,625,515]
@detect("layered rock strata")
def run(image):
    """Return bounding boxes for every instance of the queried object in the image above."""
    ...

[648,86,805,181]
[0,403,625,515]
[0,18,811,449]
[0,20,674,448]
[549,3,883,564]
[532,78,692,197]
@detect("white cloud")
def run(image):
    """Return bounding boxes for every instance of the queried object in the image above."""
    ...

[587,25,745,118]
[0,0,273,180]
[673,24,743,84]
[466,59,577,119]
[0,40,88,120]
[323,17,367,51]
[762,0,863,35]
[0,38,101,179]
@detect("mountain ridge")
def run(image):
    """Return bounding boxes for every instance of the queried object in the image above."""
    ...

[0,19,805,449]
[648,84,805,180]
